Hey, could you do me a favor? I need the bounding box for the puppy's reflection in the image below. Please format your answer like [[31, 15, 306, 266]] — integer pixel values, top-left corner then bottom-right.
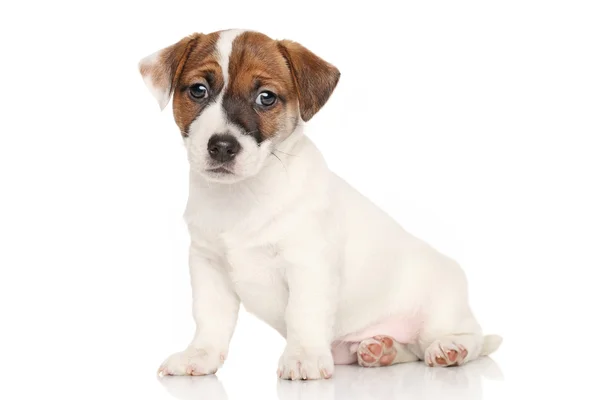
[[159, 375, 228, 400], [278, 358, 503, 400], [159, 357, 502, 400]]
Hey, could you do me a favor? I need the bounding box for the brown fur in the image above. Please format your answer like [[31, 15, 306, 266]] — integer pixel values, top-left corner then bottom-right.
[[141, 30, 340, 139], [172, 33, 221, 136], [277, 40, 341, 122], [225, 31, 300, 142], [139, 34, 200, 103]]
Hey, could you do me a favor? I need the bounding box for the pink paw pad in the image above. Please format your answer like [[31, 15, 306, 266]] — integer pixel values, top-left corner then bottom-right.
[[357, 335, 398, 367], [426, 342, 468, 367], [186, 365, 203, 375]]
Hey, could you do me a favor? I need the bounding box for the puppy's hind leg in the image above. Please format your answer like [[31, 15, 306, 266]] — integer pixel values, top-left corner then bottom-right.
[[415, 263, 502, 367]]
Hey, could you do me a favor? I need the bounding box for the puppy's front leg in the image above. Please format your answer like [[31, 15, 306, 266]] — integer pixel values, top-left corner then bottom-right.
[[158, 245, 239, 376], [278, 247, 337, 380]]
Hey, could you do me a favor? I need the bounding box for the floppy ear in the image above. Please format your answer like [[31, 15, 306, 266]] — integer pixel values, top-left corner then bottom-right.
[[277, 40, 341, 121], [138, 34, 201, 110]]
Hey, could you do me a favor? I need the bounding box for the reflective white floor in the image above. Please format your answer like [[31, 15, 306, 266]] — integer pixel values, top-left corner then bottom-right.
[[159, 357, 504, 400]]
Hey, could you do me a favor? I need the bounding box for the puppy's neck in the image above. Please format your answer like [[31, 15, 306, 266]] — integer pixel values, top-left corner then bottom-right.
[[183, 124, 317, 231]]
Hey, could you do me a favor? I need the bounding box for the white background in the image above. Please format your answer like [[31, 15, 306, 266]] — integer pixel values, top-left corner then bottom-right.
[[1, 1, 599, 399]]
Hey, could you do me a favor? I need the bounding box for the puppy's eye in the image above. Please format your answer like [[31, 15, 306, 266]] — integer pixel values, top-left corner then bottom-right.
[[255, 91, 277, 107], [189, 84, 208, 99]]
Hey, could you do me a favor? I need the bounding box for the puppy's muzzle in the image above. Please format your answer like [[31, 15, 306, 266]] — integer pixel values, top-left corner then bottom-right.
[[208, 134, 241, 162]]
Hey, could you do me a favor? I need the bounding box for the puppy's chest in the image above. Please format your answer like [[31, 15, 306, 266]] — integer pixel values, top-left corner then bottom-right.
[[225, 245, 289, 313]]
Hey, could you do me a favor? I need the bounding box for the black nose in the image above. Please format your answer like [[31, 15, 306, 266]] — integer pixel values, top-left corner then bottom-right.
[[207, 134, 241, 162]]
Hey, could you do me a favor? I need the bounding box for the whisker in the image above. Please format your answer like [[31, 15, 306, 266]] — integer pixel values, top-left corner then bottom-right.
[[271, 152, 288, 175], [274, 149, 298, 157]]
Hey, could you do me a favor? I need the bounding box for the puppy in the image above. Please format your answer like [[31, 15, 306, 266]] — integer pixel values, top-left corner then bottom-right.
[[139, 29, 501, 380]]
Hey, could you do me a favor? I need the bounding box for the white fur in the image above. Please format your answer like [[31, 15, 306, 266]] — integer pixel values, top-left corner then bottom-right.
[[185, 103, 273, 183], [215, 29, 246, 86], [156, 30, 501, 380]]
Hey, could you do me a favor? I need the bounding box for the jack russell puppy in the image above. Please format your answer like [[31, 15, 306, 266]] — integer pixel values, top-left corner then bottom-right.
[[139, 28, 502, 380]]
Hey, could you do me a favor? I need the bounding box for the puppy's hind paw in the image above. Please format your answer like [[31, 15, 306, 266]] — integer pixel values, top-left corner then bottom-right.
[[357, 336, 398, 367], [425, 339, 468, 367]]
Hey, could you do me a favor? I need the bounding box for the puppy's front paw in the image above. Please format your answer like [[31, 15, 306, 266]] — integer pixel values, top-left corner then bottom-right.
[[158, 347, 225, 376], [277, 346, 334, 380]]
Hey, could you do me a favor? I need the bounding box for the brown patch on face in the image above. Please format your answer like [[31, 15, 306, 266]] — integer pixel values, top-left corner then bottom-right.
[[224, 31, 299, 143], [172, 33, 221, 136], [139, 32, 222, 136]]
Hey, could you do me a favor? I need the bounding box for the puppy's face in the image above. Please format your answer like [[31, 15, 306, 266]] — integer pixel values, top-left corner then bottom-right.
[[139, 30, 340, 183]]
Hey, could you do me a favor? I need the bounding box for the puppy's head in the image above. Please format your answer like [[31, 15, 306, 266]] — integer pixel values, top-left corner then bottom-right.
[[139, 29, 340, 183]]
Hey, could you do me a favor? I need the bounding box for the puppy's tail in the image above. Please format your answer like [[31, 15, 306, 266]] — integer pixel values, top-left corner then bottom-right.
[[480, 334, 503, 356]]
